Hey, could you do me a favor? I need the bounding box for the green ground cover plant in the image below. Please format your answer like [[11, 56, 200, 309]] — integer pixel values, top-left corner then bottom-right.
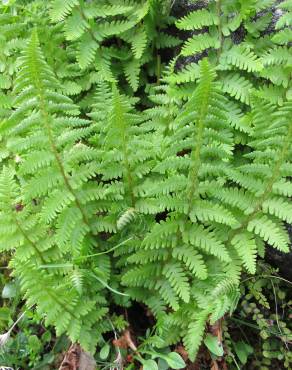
[[0, 0, 291, 369]]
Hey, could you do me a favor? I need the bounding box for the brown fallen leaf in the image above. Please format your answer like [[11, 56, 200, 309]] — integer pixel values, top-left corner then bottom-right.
[[79, 350, 96, 370], [209, 319, 223, 343], [175, 345, 189, 362], [59, 344, 80, 370], [112, 336, 128, 349], [113, 329, 137, 351], [211, 360, 220, 370], [59, 343, 96, 370]]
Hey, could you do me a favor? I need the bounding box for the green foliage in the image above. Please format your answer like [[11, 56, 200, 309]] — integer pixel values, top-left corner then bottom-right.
[[224, 263, 292, 369], [0, 32, 110, 352], [0, 315, 69, 369], [171, 0, 292, 147], [49, 0, 180, 90], [120, 59, 291, 360], [0, 0, 291, 366], [0, 272, 69, 369], [134, 331, 186, 370]]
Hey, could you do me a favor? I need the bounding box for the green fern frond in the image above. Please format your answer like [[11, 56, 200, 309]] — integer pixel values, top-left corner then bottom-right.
[[261, 46, 292, 66], [123, 58, 140, 91], [70, 268, 84, 295], [190, 200, 239, 228], [255, 85, 285, 105], [95, 49, 115, 82], [77, 33, 98, 69], [272, 179, 292, 197], [275, 11, 292, 30], [83, 4, 134, 18], [64, 11, 88, 41], [182, 224, 230, 262], [279, 0, 292, 9], [245, 12, 272, 37], [96, 20, 135, 38], [156, 32, 181, 48], [260, 65, 291, 88], [155, 280, 179, 311], [117, 208, 137, 230], [164, 63, 200, 85]]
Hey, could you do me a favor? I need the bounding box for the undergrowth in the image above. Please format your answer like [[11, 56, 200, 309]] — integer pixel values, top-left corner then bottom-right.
[[0, 0, 291, 369]]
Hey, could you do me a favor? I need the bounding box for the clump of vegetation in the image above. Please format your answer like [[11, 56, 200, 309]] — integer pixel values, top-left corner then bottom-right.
[[0, 0, 291, 369], [224, 263, 292, 369]]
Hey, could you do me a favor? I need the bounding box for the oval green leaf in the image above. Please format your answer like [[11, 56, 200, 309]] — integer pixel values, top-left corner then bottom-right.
[[142, 359, 159, 370], [2, 282, 17, 299], [159, 352, 186, 369], [234, 341, 253, 364], [204, 334, 224, 357], [100, 343, 110, 360]]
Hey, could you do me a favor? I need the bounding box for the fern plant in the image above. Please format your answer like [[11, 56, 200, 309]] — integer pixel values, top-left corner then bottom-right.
[[0, 32, 116, 351], [0, 30, 162, 352], [0, 0, 94, 163], [119, 60, 292, 360], [170, 0, 292, 145], [0, 2, 291, 364], [49, 0, 181, 91]]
